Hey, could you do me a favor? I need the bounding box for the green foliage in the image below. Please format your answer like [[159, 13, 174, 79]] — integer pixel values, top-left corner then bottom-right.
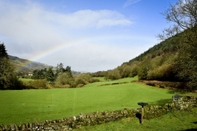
[[55, 63, 64, 75], [74, 74, 90, 87], [55, 72, 74, 87], [138, 59, 152, 80], [0, 43, 22, 90], [147, 64, 177, 81], [54, 72, 100, 88], [91, 71, 106, 77], [46, 67, 55, 82], [0, 43, 8, 58], [118, 64, 132, 78], [172, 27, 197, 91], [75, 73, 100, 86], [105, 69, 121, 80], [157, 0, 197, 91], [55, 63, 72, 77], [23, 79, 48, 89], [106, 9, 196, 91], [32, 68, 47, 79]]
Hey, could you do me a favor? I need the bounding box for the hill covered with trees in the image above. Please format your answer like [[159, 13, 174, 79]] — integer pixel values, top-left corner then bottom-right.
[[92, 0, 197, 91], [9, 55, 50, 73]]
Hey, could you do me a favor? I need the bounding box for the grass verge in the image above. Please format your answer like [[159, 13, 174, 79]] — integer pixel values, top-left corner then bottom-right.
[[74, 108, 197, 131]]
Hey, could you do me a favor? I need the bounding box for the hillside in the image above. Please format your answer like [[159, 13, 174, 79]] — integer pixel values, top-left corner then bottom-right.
[[92, 27, 197, 91], [9, 55, 50, 73], [92, 35, 181, 79], [120, 34, 181, 81]]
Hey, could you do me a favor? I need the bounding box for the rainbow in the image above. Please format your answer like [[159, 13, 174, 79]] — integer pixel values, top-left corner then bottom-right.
[[15, 38, 87, 72], [15, 34, 156, 72]]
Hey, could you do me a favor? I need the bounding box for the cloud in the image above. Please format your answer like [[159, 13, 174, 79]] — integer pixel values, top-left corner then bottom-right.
[[123, 0, 141, 8], [0, 0, 147, 72], [48, 10, 132, 29], [37, 41, 146, 72], [0, 1, 132, 51]]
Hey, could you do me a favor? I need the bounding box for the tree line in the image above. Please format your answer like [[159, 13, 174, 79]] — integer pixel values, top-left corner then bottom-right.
[[92, 0, 197, 91], [0, 43, 99, 89]]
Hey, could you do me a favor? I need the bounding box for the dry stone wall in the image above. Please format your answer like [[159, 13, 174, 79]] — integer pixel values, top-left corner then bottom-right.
[[0, 96, 196, 131]]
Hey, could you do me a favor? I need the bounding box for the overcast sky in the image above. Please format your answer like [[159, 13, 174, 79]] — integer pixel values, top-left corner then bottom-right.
[[0, 0, 178, 72]]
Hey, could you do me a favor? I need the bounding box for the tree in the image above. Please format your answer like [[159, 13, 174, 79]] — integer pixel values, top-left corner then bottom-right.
[[158, 0, 197, 90], [138, 59, 152, 80], [122, 65, 132, 78], [46, 67, 55, 82], [106, 69, 121, 80], [0, 43, 22, 90], [55, 63, 65, 77], [32, 68, 47, 79], [157, 0, 197, 41], [65, 66, 72, 77], [55, 72, 74, 87], [0, 43, 8, 58]]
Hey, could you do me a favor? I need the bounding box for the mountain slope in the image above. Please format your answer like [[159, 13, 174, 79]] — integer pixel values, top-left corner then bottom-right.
[[102, 25, 197, 91], [92, 35, 181, 80], [119, 34, 181, 80], [9, 55, 50, 73]]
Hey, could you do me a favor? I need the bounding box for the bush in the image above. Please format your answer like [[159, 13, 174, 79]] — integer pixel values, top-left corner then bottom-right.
[[23, 79, 48, 89], [147, 64, 176, 81], [106, 69, 121, 80], [138, 59, 152, 80], [55, 72, 74, 87], [88, 78, 100, 83]]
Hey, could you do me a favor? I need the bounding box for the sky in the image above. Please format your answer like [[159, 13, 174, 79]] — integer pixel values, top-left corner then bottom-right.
[[0, 0, 178, 72]]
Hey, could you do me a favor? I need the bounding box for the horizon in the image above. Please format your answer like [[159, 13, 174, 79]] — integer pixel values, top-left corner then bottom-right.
[[0, 0, 178, 72]]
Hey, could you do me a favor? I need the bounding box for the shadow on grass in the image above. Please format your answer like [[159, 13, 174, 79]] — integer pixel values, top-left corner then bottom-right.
[[193, 121, 197, 124], [135, 113, 142, 124], [153, 99, 172, 106], [168, 90, 175, 94], [167, 90, 188, 95]]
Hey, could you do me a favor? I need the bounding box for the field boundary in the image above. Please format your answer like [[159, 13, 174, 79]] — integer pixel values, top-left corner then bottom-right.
[[0, 96, 196, 131]]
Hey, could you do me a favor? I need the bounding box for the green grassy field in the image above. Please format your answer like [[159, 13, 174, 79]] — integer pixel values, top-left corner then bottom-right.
[[19, 78, 34, 82], [74, 108, 197, 131], [0, 77, 194, 125]]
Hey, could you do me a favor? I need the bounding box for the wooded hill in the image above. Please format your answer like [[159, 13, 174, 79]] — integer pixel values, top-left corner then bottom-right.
[[120, 34, 181, 81], [93, 0, 197, 91], [9, 55, 50, 73], [92, 34, 180, 79], [92, 26, 197, 91]]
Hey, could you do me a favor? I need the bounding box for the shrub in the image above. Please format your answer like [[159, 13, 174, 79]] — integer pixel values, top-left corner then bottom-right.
[[88, 78, 100, 83], [55, 72, 74, 87], [106, 69, 121, 80], [23, 79, 48, 89]]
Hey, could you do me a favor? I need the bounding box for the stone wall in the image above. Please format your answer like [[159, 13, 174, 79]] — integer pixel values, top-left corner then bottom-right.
[[0, 96, 196, 131]]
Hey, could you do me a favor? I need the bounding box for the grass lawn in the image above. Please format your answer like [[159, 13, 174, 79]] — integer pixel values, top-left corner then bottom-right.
[[19, 78, 34, 82], [0, 77, 195, 125], [74, 108, 197, 131]]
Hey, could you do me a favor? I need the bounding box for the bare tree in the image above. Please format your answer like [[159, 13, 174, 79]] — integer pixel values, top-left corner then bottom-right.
[[157, 0, 197, 41]]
